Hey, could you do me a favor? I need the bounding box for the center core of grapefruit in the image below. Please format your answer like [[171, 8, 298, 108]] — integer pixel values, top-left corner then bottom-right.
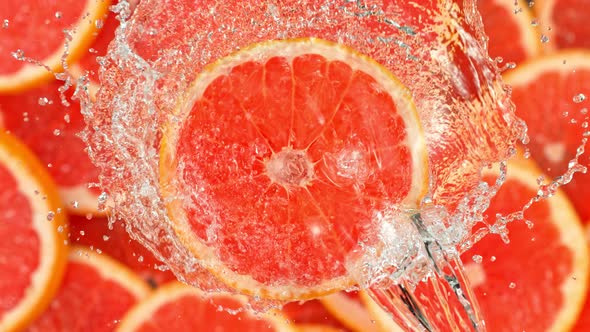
[[265, 148, 315, 188]]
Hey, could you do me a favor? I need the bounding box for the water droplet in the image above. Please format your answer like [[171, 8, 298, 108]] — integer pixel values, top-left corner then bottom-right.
[[98, 192, 108, 202], [95, 19, 104, 29], [47, 211, 55, 221], [102, 235, 110, 241], [96, 249, 103, 254], [573, 93, 586, 103], [64, 114, 71, 123], [47, 163, 53, 168], [80, 230, 85, 236], [71, 200, 79, 209], [138, 256, 144, 262], [530, 18, 538, 27], [53, 129, 61, 136], [472, 255, 482, 263], [490, 256, 497, 262], [11, 49, 25, 60], [2, 19, 9, 29], [38, 97, 52, 106], [57, 225, 64, 233], [509, 282, 516, 289], [55, 11, 62, 19], [540, 34, 550, 43]]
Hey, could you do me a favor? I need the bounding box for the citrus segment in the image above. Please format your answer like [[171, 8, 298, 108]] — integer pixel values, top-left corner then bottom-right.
[[160, 37, 428, 300], [68, 214, 176, 286], [460, 161, 589, 331], [504, 51, 590, 223], [478, 0, 541, 65], [0, 0, 110, 93], [26, 246, 150, 332], [116, 281, 297, 332], [320, 291, 381, 332], [0, 132, 68, 332], [535, 0, 590, 49], [0, 80, 102, 214]]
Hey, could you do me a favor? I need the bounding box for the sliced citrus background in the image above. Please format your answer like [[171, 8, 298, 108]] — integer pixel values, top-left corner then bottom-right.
[[534, 0, 590, 50], [572, 225, 590, 332], [25, 246, 151, 332], [320, 291, 381, 332], [160, 37, 428, 300], [116, 281, 297, 332], [359, 291, 405, 332], [0, 79, 103, 215], [0, 132, 68, 332], [460, 159, 589, 331], [504, 51, 590, 223], [68, 214, 176, 286], [0, 0, 110, 93], [478, 0, 541, 65]]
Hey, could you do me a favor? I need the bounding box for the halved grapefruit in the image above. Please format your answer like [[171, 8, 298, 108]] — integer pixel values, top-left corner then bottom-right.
[[504, 51, 590, 223], [116, 281, 297, 332], [460, 160, 589, 331], [0, 79, 103, 214], [534, 0, 590, 50], [0, 132, 68, 332], [160, 37, 428, 300], [0, 0, 110, 93], [26, 246, 151, 332]]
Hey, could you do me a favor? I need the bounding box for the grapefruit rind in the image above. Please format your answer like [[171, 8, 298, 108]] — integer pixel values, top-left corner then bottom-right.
[[319, 292, 380, 332], [160, 38, 428, 301], [504, 50, 590, 86], [116, 281, 297, 332], [0, 132, 68, 332], [70, 245, 152, 300], [0, 0, 111, 93]]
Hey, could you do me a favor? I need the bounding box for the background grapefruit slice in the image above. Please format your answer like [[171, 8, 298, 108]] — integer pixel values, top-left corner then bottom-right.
[[160, 37, 428, 300], [534, 0, 590, 50], [460, 160, 589, 331], [478, 0, 542, 65], [504, 51, 590, 223], [0, 79, 102, 214], [117, 281, 297, 332], [0, 132, 68, 332], [320, 291, 381, 332], [26, 246, 151, 332], [0, 0, 110, 93]]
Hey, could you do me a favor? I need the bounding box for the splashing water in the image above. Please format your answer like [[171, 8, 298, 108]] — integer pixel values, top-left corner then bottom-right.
[[75, 0, 530, 330]]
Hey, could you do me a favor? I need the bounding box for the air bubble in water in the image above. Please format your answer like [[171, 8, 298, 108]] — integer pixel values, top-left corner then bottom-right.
[[530, 18, 538, 27], [472, 255, 483, 263], [540, 34, 550, 43], [102, 235, 110, 241], [509, 282, 516, 289], [55, 11, 62, 19], [2, 19, 8, 29], [573, 93, 586, 103], [47, 211, 55, 221], [53, 129, 61, 136]]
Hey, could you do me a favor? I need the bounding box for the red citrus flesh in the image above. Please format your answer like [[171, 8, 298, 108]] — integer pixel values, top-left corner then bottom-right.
[[0, 80, 101, 214], [25, 247, 150, 332]]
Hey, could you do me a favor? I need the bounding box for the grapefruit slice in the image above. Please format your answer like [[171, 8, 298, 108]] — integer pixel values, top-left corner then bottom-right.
[[68, 214, 176, 286], [359, 291, 405, 332], [0, 132, 68, 332], [0, 0, 110, 93], [460, 160, 589, 331], [26, 246, 151, 331], [504, 51, 590, 223], [0, 79, 102, 214], [116, 281, 297, 332], [478, 0, 542, 65], [571, 225, 590, 332], [160, 37, 428, 300], [320, 291, 381, 332], [534, 0, 590, 50]]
